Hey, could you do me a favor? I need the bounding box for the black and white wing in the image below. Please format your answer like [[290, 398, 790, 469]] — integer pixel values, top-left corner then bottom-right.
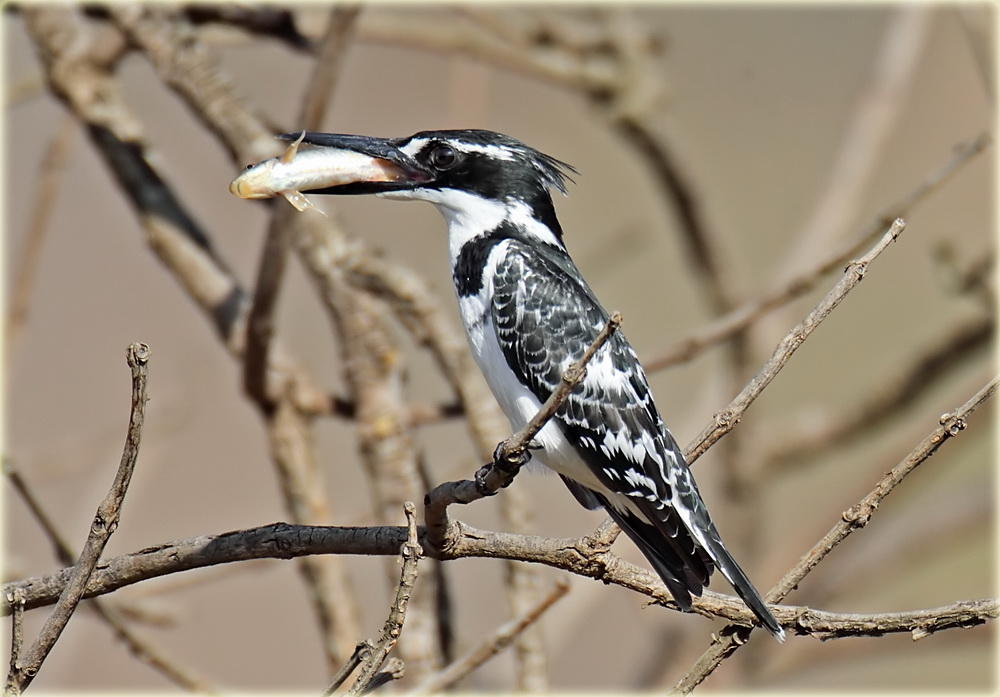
[[491, 240, 783, 639]]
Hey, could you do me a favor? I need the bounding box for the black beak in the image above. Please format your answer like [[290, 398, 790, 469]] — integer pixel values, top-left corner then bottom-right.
[[275, 132, 433, 194]]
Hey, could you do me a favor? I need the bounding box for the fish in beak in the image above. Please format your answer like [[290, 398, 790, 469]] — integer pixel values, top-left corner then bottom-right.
[[229, 132, 432, 212]]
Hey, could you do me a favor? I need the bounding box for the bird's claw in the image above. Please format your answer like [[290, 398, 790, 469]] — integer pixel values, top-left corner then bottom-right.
[[474, 466, 497, 497], [492, 441, 531, 473]]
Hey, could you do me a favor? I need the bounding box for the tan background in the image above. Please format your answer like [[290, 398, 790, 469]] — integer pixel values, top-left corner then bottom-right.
[[4, 4, 995, 692]]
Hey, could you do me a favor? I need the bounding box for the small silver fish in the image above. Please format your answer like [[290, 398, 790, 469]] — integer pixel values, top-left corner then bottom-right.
[[229, 132, 407, 213]]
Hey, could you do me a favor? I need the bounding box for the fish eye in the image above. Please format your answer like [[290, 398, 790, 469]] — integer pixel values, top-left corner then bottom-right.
[[428, 144, 459, 170], [244, 163, 254, 170]]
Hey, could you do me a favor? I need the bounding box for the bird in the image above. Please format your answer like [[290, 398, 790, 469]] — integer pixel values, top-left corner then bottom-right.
[[253, 128, 784, 640]]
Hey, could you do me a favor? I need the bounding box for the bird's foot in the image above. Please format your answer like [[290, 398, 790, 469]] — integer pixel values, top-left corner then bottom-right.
[[492, 441, 531, 473], [474, 466, 497, 497]]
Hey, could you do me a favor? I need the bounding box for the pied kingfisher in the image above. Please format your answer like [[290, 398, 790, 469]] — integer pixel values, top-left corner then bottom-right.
[[275, 129, 784, 640]]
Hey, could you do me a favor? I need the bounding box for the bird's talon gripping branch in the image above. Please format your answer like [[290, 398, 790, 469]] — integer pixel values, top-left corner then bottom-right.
[[474, 467, 497, 497], [493, 441, 530, 473]]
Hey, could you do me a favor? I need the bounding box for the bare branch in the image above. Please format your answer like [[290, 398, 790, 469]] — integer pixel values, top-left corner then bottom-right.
[[423, 312, 623, 550], [5, 343, 149, 695], [683, 219, 906, 464], [671, 377, 998, 693], [5, 518, 996, 644], [410, 580, 570, 694], [4, 461, 214, 692], [347, 503, 422, 697], [6, 590, 24, 686], [323, 641, 373, 697], [108, 5, 275, 164], [771, 378, 996, 602]]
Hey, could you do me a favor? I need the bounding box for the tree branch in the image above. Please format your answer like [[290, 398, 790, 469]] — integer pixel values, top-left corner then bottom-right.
[[671, 377, 998, 693], [5, 519, 995, 643], [683, 218, 906, 464], [4, 461, 214, 692], [5, 343, 149, 695], [346, 503, 422, 696]]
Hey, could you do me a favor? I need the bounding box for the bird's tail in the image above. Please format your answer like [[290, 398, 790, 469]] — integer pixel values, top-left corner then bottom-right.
[[698, 533, 785, 642]]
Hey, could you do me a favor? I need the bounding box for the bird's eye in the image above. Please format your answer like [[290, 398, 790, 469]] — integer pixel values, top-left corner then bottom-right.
[[428, 144, 459, 170]]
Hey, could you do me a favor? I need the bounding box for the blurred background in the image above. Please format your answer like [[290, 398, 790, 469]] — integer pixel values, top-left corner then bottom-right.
[[4, 3, 995, 692]]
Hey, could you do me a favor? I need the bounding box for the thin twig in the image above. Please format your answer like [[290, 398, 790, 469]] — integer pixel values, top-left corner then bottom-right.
[[4, 461, 214, 692], [682, 219, 906, 465], [108, 5, 276, 164], [323, 641, 373, 697], [6, 590, 24, 684], [800, 477, 991, 607], [347, 503, 422, 697], [410, 580, 570, 694], [5, 343, 149, 695], [671, 378, 998, 693], [645, 132, 990, 373], [772, 379, 997, 602], [423, 312, 623, 551]]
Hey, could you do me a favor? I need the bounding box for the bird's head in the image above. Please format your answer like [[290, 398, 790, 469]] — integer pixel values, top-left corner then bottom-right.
[[278, 129, 576, 240]]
